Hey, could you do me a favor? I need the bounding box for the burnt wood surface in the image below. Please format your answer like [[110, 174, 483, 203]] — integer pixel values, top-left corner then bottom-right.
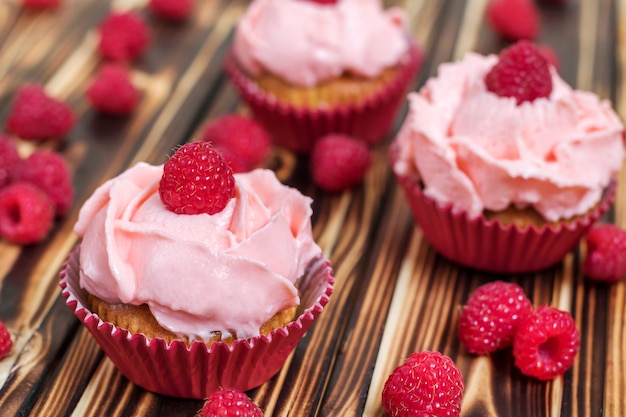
[[1, 0, 625, 416]]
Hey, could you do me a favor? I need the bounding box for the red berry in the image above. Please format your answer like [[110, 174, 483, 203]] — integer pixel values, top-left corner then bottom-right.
[[12, 150, 74, 217], [201, 115, 271, 173], [0, 183, 54, 245], [0, 319, 12, 359], [159, 142, 235, 215], [310, 134, 371, 192], [6, 84, 75, 142], [0, 135, 20, 189], [148, 0, 193, 21], [485, 40, 553, 105], [458, 281, 532, 355], [98, 12, 150, 62], [199, 388, 263, 417], [87, 64, 139, 115], [486, 0, 540, 41], [583, 224, 626, 283], [382, 351, 464, 417], [513, 306, 580, 381], [21, 0, 61, 8]]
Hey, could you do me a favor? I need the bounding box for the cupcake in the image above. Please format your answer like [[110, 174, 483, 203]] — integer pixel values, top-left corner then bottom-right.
[[226, 0, 423, 153], [59, 143, 334, 398], [391, 41, 624, 273]]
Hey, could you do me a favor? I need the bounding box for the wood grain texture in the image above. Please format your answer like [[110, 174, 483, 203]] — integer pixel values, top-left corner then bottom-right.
[[0, 0, 625, 416]]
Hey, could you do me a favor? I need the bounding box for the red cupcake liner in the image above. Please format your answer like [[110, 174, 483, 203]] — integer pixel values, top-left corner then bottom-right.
[[59, 245, 334, 399], [225, 41, 423, 154], [391, 151, 615, 273]]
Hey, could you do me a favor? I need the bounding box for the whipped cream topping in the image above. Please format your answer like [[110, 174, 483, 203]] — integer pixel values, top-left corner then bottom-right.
[[393, 52, 625, 222], [74, 163, 322, 340], [232, 0, 410, 87]]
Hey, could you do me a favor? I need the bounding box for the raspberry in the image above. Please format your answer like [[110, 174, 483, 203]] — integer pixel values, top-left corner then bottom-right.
[[0, 319, 11, 359], [148, 0, 193, 21], [458, 281, 532, 355], [97, 12, 150, 62], [513, 306, 580, 381], [199, 388, 263, 417], [159, 142, 235, 215], [6, 84, 75, 141], [12, 150, 74, 217], [21, 0, 61, 8], [485, 40, 553, 105], [382, 351, 464, 417], [0, 183, 54, 245], [201, 115, 271, 173], [310, 134, 371, 192], [87, 64, 139, 115], [0, 135, 20, 189], [486, 0, 540, 41], [583, 224, 626, 283]]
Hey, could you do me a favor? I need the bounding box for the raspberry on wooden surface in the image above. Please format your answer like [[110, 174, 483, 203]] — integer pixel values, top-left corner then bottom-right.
[[458, 281, 533, 355], [485, 40, 553, 105], [97, 11, 150, 62], [583, 224, 626, 283], [382, 351, 464, 417], [0, 319, 12, 359], [486, 0, 540, 41], [310, 134, 371, 193], [513, 306, 580, 380], [199, 388, 264, 417], [0, 182, 55, 245], [0, 135, 20, 189], [148, 0, 193, 21], [87, 64, 139, 115], [159, 142, 236, 215], [6, 84, 75, 142]]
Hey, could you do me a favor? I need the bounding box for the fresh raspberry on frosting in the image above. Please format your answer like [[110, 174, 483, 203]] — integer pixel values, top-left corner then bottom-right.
[[148, 0, 193, 21], [583, 224, 626, 283], [87, 64, 139, 115], [200, 388, 264, 417], [513, 306, 580, 380], [485, 40, 553, 104], [6, 84, 75, 142], [97, 11, 150, 61], [458, 281, 533, 355], [159, 142, 235, 215], [382, 351, 464, 417], [0, 319, 11, 359], [12, 150, 74, 217], [310, 134, 371, 192], [0, 135, 20, 189], [21, 0, 62, 8], [486, 0, 540, 41], [201, 115, 271, 173], [0, 183, 55, 245]]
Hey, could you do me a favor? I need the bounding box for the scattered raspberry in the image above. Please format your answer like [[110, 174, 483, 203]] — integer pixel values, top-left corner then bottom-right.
[[6, 84, 75, 142], [0, 319, 11, 359], [485, 40, 553, 105], [537, 44, 560, 72], [200, 115, 271, 173], [0, 136, 20, 189], [486, 0, 540, 41], [382, 351, 464, 417], [513, 306, 580, 381], [310, 134, 371, 192], [87, 64, 139, 115], [159, 142, 235, 215], [21, 0, 62, 8], [148, 0, 193, 21], [458, 281, 532, 355], [199, 388, 264, 417], [12, 150, 73, 217], [583, 224, 626, 283], [97, 12, 150, 62], [0, 183, 54, 245]]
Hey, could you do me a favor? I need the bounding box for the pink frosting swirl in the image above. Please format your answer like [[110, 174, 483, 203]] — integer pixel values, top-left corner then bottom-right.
[[74, 163, 322, 340], [393, 52, 625, 222], [232, 0, 410, 87]]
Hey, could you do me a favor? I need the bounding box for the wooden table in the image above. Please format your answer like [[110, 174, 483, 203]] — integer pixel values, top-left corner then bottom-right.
[[1, 0, 625, 416]]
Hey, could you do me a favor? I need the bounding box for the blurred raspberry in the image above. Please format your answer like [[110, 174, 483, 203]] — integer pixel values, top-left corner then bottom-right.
[[0, 182, 55, 245], [0, 319, 11, 359], [21, 0, 62, 8], [486, 0, 540, 41], [6, 84, 75, 142], [583, 224, 626, 283], [87, 64, 139, 115], [148, 0, 193, 21], [0, 135, 20, 189], [98, 11, 150, 61], [310, 134, 371, 192]]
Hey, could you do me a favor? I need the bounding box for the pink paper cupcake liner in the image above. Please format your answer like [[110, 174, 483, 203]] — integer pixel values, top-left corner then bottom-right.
[[392, 153, 615, 273], [59, 245, 334, 399], [225, 41, 423, 154]]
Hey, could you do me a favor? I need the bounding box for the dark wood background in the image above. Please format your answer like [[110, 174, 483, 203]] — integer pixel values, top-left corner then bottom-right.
[[0, 0, 625, 416]]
